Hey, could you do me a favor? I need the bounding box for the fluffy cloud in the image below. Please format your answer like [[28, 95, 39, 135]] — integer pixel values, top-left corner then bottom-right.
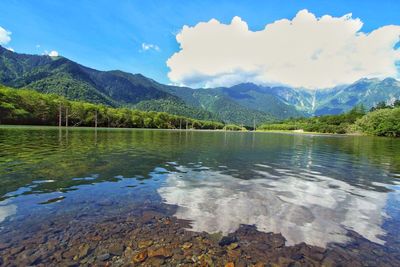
[[47, 50, 59, 57], [167, 10, 400, 89], [0, 26, 11, 45], [141, 42, 160, 52]]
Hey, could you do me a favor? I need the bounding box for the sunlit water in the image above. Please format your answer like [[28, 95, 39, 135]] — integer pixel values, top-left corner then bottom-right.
[[1, 126, 400, 251]]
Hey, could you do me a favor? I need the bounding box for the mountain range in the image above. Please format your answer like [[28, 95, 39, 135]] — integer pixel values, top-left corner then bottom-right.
[[1, 45, 400, 126]]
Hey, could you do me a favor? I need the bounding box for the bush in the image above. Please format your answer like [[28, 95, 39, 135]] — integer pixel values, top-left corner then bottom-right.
[[355, 108, 400, 137]]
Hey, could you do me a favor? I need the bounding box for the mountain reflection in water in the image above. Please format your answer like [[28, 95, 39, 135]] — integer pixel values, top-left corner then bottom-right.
[[159, 164, 395, 247]]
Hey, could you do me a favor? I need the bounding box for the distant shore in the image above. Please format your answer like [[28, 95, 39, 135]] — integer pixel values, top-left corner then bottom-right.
[[255, 129, 361, 136], [0, 124, 365, 137], [0, 124, 243, 132]]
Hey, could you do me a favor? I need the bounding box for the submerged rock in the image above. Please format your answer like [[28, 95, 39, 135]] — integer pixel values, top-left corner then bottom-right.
[[108, 243, 124, 255], [182, 242, 192, 250], [219, 236, 238, 246], [97, 253, 110, 261], [1, 208, 399, 266], [78, 243, 90, 259], [123, 246, 134, 259], [138, 240, 153, 248], [147, 247, 173, 258], [0, 243, 11, 250], [227, 248, 241, 259], [133, 251, 147, 262], [227, 243, 239, 250]]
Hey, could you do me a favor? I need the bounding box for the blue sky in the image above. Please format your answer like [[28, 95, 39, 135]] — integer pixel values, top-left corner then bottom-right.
[[1, 0, 400, 86]]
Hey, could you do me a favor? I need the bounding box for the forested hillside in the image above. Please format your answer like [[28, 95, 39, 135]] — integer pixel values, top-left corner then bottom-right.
[[0, 85, 225, 130], [0, 46, 274, 125], [258, 102, 400, 137]]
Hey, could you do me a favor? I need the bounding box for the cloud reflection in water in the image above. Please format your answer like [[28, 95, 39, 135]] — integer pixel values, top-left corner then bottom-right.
[[0, 200, 17, 224], [158, 164, 389, 247]]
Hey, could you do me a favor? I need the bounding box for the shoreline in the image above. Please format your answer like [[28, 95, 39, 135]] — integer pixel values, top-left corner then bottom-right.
[[255, 129, 364, 137], [0, 124, 388, 138], [0, 124, 231, 132], [0, 124, 354, 135]]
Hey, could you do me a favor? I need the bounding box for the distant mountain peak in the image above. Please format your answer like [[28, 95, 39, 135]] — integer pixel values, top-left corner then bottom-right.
[[354, 77, 399, 84], [382, 77, 399, 84], [229, 82, 260, 89]]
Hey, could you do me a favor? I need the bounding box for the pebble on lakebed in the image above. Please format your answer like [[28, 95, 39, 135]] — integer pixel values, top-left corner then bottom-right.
[[0, 208, 399, 266]]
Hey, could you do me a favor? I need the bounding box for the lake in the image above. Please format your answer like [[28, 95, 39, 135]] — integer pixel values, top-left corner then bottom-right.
[[1, 126, 400, 266]]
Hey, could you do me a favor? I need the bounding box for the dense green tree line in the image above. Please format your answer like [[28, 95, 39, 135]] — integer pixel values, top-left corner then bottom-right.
[[0, 86, 226, 130], [355, 108, 400, 137], [2, 84, 399, 136], [222, 124, 247, 131], [258, 105, 366, 134], [259, 103, 400, 137]]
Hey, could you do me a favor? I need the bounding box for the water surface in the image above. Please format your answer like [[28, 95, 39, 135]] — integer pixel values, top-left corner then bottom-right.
[[1, 126, 400, 265]]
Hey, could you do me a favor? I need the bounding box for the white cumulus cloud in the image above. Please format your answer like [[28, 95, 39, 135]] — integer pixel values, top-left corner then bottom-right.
[[141, 42, 160, 52], [167, 10, 400, 89], [0, 26, 11, 45], [46, 50, 59, 57]]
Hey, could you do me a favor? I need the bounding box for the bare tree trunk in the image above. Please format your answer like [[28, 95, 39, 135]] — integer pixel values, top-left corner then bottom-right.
[[180, 119, 182, 130], [58, 104, 62, 127], [65, 107, 69, 127]]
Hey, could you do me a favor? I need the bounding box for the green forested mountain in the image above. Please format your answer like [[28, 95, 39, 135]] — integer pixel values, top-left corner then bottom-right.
[[133, 98, 221, 121], [0, 46, 272, 125], [0, 46, 174, 105], [156, 86, 275, 124], [0, 85, 225, 129], [214, 83, 306, 119], [1, 45, 400, 126]]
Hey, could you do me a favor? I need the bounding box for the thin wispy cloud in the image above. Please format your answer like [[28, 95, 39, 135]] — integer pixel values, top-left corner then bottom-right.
[[167, 10, 400, 89], [140, 42, 160, 52]]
